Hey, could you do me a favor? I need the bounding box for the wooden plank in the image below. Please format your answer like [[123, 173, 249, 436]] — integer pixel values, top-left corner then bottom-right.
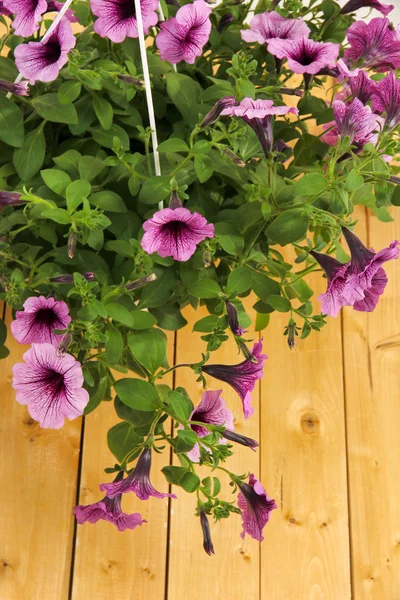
[[260, 270, 352, 598], [0, 307, 81, 600], [343, 208, 400, 599], [71, 332, 175, 600], [167, 303, 260, 600]]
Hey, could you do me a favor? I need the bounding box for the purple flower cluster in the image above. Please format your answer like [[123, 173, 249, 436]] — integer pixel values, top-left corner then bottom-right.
[[3, 0, 77, 37]]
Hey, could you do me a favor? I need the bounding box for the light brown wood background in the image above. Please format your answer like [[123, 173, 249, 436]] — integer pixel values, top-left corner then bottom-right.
[[1, 207, 400, 600]]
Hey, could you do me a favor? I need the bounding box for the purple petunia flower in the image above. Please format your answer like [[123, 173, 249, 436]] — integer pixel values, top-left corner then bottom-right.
[[0, 191, 24, 207], [322, 99, 383, 149], [187, 389, 234, 462], [4, 0, 48, 37], [100, 447, 177, 500], [91, 0, 159, 43], [344, 18, 400, 72], [371, 72, 400, 130], [156, 0, 212, 64], [141, 206, 214, 262], [47, 0, 78, 22], [11, 295, 71, 346], [346, 70, 375, 104], [237, 474, 277, 541], [202, 340, 267, 419], [0, 79, 29, 96], [201, 96, 238, 128], [0, 1, 12, 17], [310, 250, 351, 317], [14, 18, 76, 84], [340, 0, 394, 16], [221, 97, 298, 157], [12, 343, 89, 429], [241, 10, 310, 47], [225, 300, 247, 337], [267, 37, 340, 75]]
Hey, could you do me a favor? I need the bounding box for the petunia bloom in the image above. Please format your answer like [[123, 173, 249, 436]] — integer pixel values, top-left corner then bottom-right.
[[346, 70, 375, 104], [322, 99, 383, 150], [11, 295, 71, 346], [12, 343, 89, 429], [344, 18, 400, 71], [141, 206, 214, 262], [0, 79, 29, 96], [225, 300, 247, 337], [371, 72, 400, 130], [267, 37, 340, 75], [340, 0, 394, 16], [0, 1, 12, 16], [156, 0, 212, 64], [310, 250, 351, 317], [4, 0, 48, 37], [47, 1, 78, 22], [241, 10, 310, 46], [238, 474, 277, 541], [100, 447, 177, 500], [0, 191, 24, 207], [91, 0, 159, 43], [14, 18, 76, 84], [221, 97, 298, 157], [202, 340, 267, 419], [187, 389, 235, 462]]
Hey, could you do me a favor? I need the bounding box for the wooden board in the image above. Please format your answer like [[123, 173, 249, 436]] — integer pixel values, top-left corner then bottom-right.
[[0, 307, 82, 600], [343, 208, 400, 599], [70, 332, 175, 600], [260, 269, 352, 598], [167, 302, 261, 600]]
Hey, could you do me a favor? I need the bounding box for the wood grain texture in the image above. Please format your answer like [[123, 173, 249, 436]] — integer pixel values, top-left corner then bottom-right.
[[0, 307, 81, 600], [70, 332, 175, 600], [343, 209, 400, 599], [260, 270, 352, 599], [167, 302, 261, 600]]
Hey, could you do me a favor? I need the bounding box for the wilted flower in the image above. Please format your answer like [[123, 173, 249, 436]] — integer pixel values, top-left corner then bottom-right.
[[223, 148, 246, 167], [202, 340, 267, 419], [322, 99, 383, 150], [117, 74, 145, 86], [156, 1, 212, 64], [340, 0, 393, 16], [344, 18, 400, 71], [14, 18, 76, 84], [268, 37, 339, 75], [0, 191, 24, 208], [0, 79, 29, 97], [237, 474, 277, 541], [4, 0, 48, 37], [217, 13, 233, 33], [100, 447, 177, 500], [50, 272, 95, 283], [67, 231, 77, 258], [371, 72, 400, 130], [12, 343, 89, 429], [200, 511, 214, 555], [91, 0, 159, 43], [241, 11, 310, 47], [124, 273, 157, 291], [221, 97, 298, 157], [201, 96, 237, 128], [225, 300, 247, 337], [141, 206, 214, 262], [11, 296, 71, 346]]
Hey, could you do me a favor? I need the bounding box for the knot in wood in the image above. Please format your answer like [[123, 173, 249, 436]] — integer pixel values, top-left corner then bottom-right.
[[300, 410, 320, 436]]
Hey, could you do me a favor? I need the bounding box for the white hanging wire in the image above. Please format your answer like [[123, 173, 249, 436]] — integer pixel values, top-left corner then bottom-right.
[[6, 0, 75, 99]]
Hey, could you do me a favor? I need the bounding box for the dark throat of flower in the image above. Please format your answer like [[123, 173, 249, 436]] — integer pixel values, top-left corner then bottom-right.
[[44, 40, 63, 64]]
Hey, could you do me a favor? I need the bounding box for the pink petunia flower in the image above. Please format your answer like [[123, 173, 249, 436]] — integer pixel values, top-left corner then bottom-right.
[[202, 340, 267, 419], [0, 1, 12, 17], [322, 99, 383, 150], [100, 448, 177, 500], [156, 0, 212, 64], [11, 295, 71, 346], [237, 474, 277, 541], [12, 344, 89, 429], [344, 18, 400, 71], [4, 0, 48, 37], [221, 97, 298, 157], [310, 250, 351, 317], [141, 206, 214, 262], [371, 72, 400, 130], [241, 10, 310, 47], [340, 0, 394, 16], [47, 1, 78, 22], [14, 18, 76, 84], [91, 0, 159, 43], [268, 37, 339, 76]]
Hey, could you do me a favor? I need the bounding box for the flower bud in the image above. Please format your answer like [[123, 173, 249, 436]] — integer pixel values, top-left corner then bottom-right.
[[67, 232, 77, 259], [169, 190, 182, 209], [0, 79, 29, 97], [58, 332, 73, 354], [50, 272, 95, 283], [200, 511, 215, 556], [287, 321, 297, 350], [124, 273, 157, 291], [117, 74, 145, 87], [217, 13, 233, 33], [201, 96, 238, 128], [0, 191, 24, 208], [226, 300, 247, 337], [222, 429, 259, 450], [203, 249, 212, 268], [279, 87, 303, 97], [223, 148, 246, 167]]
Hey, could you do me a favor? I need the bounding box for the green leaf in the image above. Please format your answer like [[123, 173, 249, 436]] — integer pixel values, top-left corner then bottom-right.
[[90, 191, 127, 212], [162, 465, 200, 493], [41, 169, 71, 196], [188, 279, 221, 299], [165, 390, 194, 423], [53, 149, 81, 174], [214, 222, 244, 256], [345, 170, 364, 192], [194, 154, 213, 183], [251, 272, 280, 300], [105, 325, 124, 364], [157, 138, 190, 153], [255, 313, 270, 331], [108, 422, 143, 463], [267, 209, 309, 245], [130, 311, 158, 330], [58, 81, 82, 105], [40, 208, 72, 224], [128, 329, 166, 373], [228, 267, 252, 294], [90, 124, 129, 149], [93, 95, 113, 130], [139, 271, 174, 308], [32, 94, 78, 124], [105, 302, 134, 327], [66, 179, 91, 212], [0, 96, 24, 148], [114, 397, 155, 435], [0, 319, 7, 347], [166, 72, 202, 125], [13, 127, 46, 180], [193, 314, 220, 333], [150, 304, 187, 331], [79, 156, 105, 181], [175, 429, 198, 453], [139, 176, 171, 205], [84, 375, 108, 415], [292, 173, 327, 196], [0, 346, 10, 359], [114, 378, 160, 411], [266, 295, 291, 312]]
